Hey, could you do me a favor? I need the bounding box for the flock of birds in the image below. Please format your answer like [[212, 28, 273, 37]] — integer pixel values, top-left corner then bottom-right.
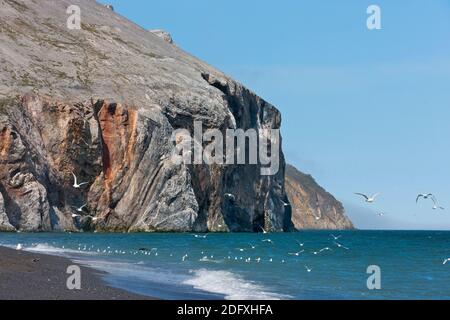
[[12, 181, 449, 268], [354, 191, 446, 218], [354, 191, 449, 265], [13, 232, 353, 274], [69, 173, 99, 222]]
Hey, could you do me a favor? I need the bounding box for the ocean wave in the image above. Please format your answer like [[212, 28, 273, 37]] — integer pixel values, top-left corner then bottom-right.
[[25, 243, 96, 256], [182, 269, 291, 300]]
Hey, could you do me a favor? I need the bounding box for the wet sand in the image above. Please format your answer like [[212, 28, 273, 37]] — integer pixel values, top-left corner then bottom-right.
[[0, 246, 153, 300]]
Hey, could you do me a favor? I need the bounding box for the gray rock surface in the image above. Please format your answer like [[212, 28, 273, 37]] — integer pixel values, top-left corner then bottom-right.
[[285, 164, 354, 230], [149, 29, 174, 44], [0, 0, 293, 232], [0, 192, 15, 231]]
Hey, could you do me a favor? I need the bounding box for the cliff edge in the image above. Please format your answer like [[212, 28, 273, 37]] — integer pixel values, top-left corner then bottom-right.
[[0, 0, 292, 232], [285, 165, 354, 230]]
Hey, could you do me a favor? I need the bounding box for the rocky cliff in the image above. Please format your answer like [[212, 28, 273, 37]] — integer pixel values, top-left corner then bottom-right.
[[285, 165, 354, 230], [0, 0, 293, 232]]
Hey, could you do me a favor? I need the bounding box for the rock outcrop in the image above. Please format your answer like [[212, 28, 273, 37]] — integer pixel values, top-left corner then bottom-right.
[[0, 0, 292, 232], [285, 165, 354, 230], [149, 30, 174, 44]]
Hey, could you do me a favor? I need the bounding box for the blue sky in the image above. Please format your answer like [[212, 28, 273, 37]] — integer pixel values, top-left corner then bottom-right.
[[100, 0, 450, 230]]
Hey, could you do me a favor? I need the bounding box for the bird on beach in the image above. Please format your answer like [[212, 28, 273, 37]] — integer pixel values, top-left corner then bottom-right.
[[304, 265, 313, 273], [71, 172, 89, 189], [355, 192, 380, 203], [16, 244, 23, 250], [288, 250, 304, 256], [334, 242, 350, 250]]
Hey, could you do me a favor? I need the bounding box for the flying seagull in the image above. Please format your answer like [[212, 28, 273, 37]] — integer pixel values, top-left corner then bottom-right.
[[376, 212, 387, 217], [443, 258, 450, 265], [355, 192, 380, 203], [304, 265, 313, 273], [431, 197, 445, 211], [334, 242, 350, 250], [312, 247, 332, 255], [330, 234, 342, 240], [72, 173, 89, 189], [296, 240, 305, 247], [416, 193, 435, 203], [288, 250, 304, 256], [262, 239, 274, 244], [73, 204, 87, 213], [71, 213, 81, 218], [260, 226, 268, 234], [193, 234, 208, 239]]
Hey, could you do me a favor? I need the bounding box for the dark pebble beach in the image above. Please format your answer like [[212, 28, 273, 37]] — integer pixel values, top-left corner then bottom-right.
[[0, 246, 153, 300]]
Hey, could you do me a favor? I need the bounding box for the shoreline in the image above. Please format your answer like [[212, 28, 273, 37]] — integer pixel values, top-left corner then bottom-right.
[[0, 246, 154, 300]]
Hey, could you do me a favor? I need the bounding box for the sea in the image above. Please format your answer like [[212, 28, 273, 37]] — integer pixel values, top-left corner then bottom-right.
[[1, 231, 449, 300]]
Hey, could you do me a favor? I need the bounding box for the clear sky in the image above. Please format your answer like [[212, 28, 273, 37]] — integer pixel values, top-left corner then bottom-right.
[[99, 0, 450, 230]]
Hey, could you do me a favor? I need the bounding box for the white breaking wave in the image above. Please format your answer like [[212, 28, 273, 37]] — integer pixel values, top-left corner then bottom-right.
[[24, 243, 96, 256], [182, 269, 291, 300], [75, 259, 189, 285]]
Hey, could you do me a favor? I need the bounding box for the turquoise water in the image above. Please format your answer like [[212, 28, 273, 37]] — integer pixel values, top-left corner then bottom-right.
[[1, 231, 449, 300]]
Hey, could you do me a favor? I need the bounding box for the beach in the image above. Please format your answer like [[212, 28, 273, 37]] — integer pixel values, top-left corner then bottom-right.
[[0, 246, 151, 300]]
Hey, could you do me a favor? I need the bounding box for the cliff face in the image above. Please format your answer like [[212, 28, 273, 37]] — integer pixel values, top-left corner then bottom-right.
[[0, 0, 292, 232], [285, 165, 354, 230]]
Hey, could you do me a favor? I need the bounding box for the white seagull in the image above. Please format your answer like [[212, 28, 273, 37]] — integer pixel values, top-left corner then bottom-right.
[[260, 226, 268, 234], [16, 244, 23, 251], [304, 265, 313, 273], [313, 247, 332, 255], [73, 204, 87, 212], [334, 242, 350, 250], [431, 198, 445, 211], [193, 234, 208, 239], [330, 234, 342, 240], [72, 173, 89, 189], [296, 240, 305, 247], [416, 193, 436, 203], [288, 250, 305, 256], [376, 212, 387, 217], [443, 258, 450, 265], [262, 239, 274, 244], [355, 192, 380, 203], [71, 213, 81, 218]]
